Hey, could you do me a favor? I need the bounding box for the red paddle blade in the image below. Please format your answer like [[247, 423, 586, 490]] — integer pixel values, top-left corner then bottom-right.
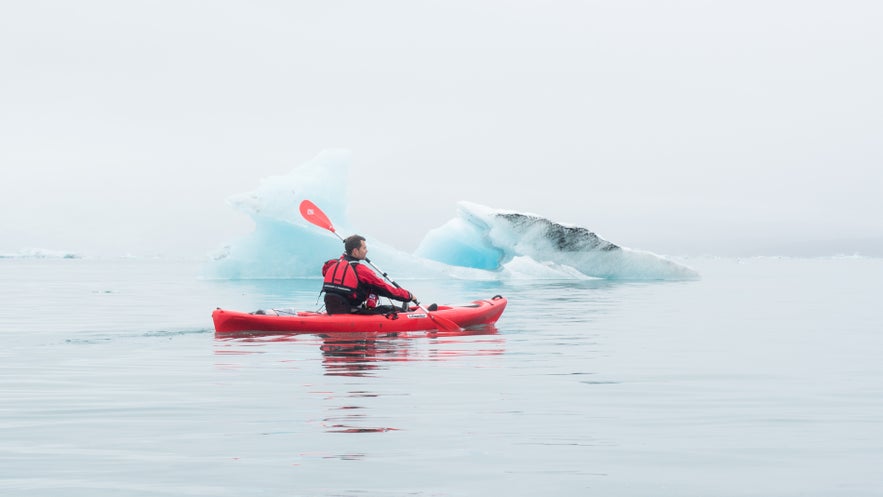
[[429, 313, 461, 332], [299, 200, 335, 233]]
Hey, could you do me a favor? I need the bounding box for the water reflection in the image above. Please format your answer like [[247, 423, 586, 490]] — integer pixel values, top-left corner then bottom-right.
[[216, 326, 503, 377], [318, 327, 502, 377], [215, 327, 505, 434], [321, 395, 398, 434], [319, 333, 406, 377]]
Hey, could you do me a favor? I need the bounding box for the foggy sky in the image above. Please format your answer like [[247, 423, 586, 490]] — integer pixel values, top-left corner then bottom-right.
[[2, 1, 881, 258]]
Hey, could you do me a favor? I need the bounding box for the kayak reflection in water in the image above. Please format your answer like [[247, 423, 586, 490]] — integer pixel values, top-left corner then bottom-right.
[[319, 327, 504, 378], [321, 234, 417, 315]]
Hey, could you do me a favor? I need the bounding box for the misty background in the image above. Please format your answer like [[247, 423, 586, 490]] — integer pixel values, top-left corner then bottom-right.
[[2, 1, 881, 258]]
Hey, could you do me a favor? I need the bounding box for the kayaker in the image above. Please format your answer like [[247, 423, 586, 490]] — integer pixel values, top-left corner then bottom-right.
[[322, 234, 415, 314]]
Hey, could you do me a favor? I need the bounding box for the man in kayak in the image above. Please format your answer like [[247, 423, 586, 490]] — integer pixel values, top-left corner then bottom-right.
[[322, 234, 415, 314]]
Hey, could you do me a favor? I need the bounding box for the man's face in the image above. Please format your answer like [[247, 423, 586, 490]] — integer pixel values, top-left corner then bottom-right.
[[351, 240, 368, 260]]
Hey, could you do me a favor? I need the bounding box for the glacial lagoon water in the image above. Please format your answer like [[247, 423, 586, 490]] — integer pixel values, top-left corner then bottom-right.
[[1, 256, 881, 496]]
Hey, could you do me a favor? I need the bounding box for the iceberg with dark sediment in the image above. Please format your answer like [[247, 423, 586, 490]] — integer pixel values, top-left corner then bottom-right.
[[207, 151, 697, 280], [415, 202, 698, 280]]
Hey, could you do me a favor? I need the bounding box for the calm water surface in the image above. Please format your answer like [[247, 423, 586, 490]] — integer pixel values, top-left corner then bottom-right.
[[1, 257, 881, 496]]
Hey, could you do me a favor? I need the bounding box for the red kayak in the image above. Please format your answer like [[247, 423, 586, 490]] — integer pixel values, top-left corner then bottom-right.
[[213, 295, 507, 335]]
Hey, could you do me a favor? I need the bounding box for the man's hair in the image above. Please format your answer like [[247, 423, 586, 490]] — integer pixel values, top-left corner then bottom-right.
[[344, 234, 366, 255]]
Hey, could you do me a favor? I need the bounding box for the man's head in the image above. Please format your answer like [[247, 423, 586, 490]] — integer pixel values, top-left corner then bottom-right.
[[344, 234, 368, 260]]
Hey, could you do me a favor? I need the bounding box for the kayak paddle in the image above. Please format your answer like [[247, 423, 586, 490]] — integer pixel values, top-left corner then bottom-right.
[[299, 199, 461, 332]]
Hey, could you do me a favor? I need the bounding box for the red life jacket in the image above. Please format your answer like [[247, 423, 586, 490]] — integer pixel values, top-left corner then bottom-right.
[[322, 258, 361, 302]]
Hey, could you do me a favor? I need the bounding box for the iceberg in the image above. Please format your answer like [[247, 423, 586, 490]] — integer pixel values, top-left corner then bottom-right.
[[207, 151, 697, 280], [0, 248, 82, 259], [207, 150, 451, 280], [416, 202, 698, 280]]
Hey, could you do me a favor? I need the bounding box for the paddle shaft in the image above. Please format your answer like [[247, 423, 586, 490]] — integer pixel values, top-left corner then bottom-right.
[[361, 259, 448, 328]]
